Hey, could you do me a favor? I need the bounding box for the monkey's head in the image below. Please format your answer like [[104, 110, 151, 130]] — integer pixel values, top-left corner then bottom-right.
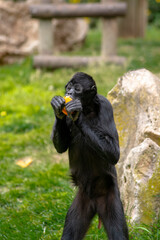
[[65, 72, 97, 105]]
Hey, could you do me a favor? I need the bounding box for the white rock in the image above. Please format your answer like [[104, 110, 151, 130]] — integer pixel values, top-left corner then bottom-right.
[[108, 69, 160, 223]]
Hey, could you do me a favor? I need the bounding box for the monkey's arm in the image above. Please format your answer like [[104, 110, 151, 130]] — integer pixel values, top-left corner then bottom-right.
[[51, 96, 70, 153], [51, 117, 70, 153], [75, 97, 120, 165]]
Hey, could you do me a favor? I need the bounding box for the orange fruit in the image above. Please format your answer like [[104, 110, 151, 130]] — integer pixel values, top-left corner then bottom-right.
[[62, 96, 72, 115]]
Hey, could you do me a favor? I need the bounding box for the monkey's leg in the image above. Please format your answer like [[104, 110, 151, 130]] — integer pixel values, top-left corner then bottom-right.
[[61, 190, 96, 240], [96, 189, 129, 240]]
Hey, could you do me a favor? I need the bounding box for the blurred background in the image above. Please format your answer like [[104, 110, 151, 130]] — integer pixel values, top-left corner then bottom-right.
[[0, 0, 160, 239]]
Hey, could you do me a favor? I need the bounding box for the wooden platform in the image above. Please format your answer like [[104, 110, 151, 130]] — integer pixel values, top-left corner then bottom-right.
[[30, 1, 127, 69], [33, 55, 126, 69], [30, 3, 127, 19]]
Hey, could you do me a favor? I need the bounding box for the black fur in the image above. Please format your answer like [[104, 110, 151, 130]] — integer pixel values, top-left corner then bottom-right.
[[51, 72, 129, 240]]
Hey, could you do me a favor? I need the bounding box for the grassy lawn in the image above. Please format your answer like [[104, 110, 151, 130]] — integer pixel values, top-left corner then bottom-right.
[[0, 25, 160, 239]]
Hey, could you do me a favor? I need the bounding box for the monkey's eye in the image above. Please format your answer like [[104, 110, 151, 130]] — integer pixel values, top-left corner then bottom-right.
[[74, 84, 83, 93], [66, 83, 73, 91]]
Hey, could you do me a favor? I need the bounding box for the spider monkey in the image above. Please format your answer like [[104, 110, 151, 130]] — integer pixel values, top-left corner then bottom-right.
[[51, 72, 129, 240]]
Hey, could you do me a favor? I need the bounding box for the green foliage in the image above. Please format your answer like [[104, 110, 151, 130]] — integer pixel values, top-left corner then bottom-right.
[[128, 218, 160, 240], [148, 0, 160, 27], [0, 26, 160, 239]]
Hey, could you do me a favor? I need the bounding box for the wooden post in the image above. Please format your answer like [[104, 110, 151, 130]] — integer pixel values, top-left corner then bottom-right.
[[38, 0, 54, 54], [135, 0, 148, 37], [101, 0, 118, 57], [118, 0, 148, 38]]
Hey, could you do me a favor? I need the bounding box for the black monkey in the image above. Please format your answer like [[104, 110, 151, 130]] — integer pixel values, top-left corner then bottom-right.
[[51, 72, 129, 240]]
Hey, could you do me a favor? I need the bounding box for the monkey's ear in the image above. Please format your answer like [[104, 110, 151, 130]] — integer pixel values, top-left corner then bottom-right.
[[91, 85, 96, 91], [91, 85, 97, 94]]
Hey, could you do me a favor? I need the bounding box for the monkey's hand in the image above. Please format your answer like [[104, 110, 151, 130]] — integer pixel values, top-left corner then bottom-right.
[[50, 96, 65, 119], [65, 99, 82, 121]]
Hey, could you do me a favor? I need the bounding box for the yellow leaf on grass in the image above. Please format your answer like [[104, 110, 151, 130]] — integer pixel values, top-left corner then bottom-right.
[[1, 111, 7, 117], [16, 157, 33, 168]]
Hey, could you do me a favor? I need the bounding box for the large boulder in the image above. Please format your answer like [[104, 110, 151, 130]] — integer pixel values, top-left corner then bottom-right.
[[53, 18, 88, 52], [108, 69, 160, 223], [0, 0, 38, 64], [0, 0, 88, 64]]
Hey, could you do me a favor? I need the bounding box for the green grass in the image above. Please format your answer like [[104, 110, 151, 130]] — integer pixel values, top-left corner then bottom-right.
[[0, 25, 160, 239]]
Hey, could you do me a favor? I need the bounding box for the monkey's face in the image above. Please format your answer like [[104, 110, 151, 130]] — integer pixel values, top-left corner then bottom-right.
[[65, 82, 83, 100], [65, 72, 97, 105]]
